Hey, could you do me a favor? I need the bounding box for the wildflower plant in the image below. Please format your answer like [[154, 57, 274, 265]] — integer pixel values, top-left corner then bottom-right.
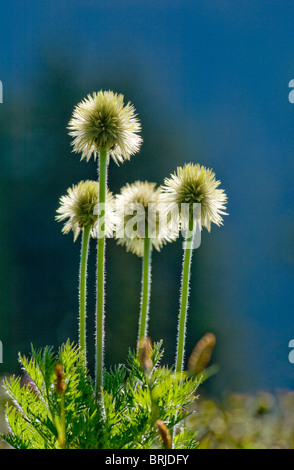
[[115, 181, 177, 347], [1, 341, 203, 449], [68, 90, 142, 401], [0, 90, 228, 450], [56, 180, 116, 364], [161, 163, 228, 374]]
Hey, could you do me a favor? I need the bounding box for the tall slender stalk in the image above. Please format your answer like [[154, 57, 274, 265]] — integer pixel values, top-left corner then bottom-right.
[[172, 217, 194, 449], [137, 235, 151, 350], [79, 224, 91, 362], [175, 216, 194, 374], [95, 148, 108, 402]]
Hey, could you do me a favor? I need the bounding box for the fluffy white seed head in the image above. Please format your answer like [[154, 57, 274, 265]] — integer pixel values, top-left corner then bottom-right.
[[56, 180, 116, 241], [68, 90, 142, 164], [115, 181, 178, 257], [160, 163, 228, 232]]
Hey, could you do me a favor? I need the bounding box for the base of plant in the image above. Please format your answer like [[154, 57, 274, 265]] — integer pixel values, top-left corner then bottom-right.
[[1, 340, 202, 450]]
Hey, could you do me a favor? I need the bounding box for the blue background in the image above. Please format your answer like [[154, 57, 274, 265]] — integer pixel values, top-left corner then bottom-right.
[[0, 0, 294, 394]]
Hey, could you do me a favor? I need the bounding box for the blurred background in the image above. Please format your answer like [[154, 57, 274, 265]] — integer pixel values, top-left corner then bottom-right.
[[0, 0, 294, 399]]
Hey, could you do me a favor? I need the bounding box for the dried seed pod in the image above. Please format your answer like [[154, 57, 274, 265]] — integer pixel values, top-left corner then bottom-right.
[[55, 364, 66, 395], [188, 332, 216, 374], [156, 420, 172, 449], [138, 337, 153, 372]]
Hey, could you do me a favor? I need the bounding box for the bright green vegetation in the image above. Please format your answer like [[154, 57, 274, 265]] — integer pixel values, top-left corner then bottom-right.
[[0, 341, 201, 449]]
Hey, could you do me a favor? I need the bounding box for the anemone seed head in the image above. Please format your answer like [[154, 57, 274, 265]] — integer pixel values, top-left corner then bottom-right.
[[161, 163, 228, 232], [56, 180, 116, 241], [68, 90, 142, 164], [115, 180, 178, 257]]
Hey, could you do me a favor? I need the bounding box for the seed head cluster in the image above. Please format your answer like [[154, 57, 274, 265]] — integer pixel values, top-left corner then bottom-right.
[[56, 180, 116, 241], [115, 181, 177, 257], [68, 90, 142, 164], [161, 163, 228, 232]]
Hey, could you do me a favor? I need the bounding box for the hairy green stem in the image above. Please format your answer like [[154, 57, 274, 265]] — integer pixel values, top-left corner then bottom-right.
[[95, 148, 108, 402], [175, 217, 194, 373], [137, 236, 151, 350], [79, 224, 91, 362], [172, 217, 194, 449]]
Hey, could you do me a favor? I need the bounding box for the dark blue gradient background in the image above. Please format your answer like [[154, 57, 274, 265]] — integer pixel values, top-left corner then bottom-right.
[[1, 1, 294, 393]]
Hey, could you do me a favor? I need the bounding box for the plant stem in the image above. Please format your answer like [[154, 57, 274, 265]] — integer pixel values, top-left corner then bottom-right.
[[175, 217, 194, 374], [79, 224, 91, 363], [95, 148, 108, 402], [137, 235, 151, 350], [59, 395, 66, 449]]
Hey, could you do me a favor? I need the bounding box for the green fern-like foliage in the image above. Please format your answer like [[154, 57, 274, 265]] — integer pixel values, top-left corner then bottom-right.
[[1, 341, 201, 449], [2, 342, 98, 449]]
